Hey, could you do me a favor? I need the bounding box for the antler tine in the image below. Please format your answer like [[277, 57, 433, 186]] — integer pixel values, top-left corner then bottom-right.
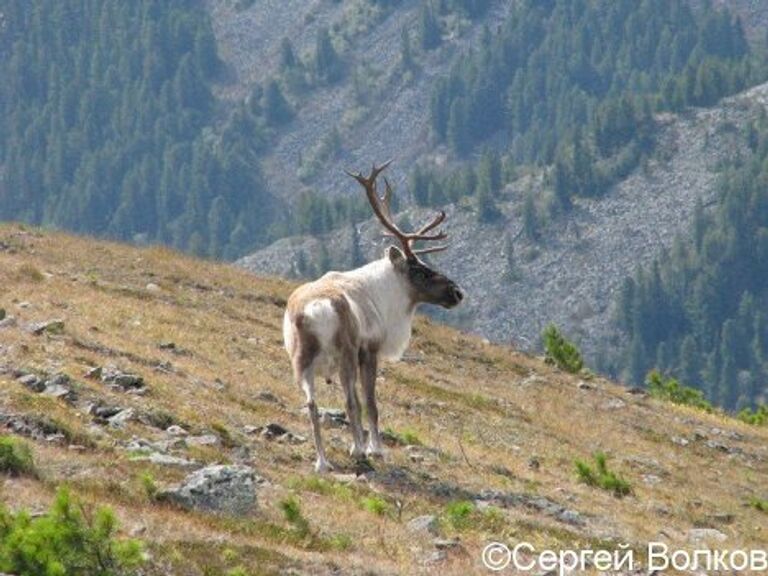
[[346, 159, 451, 259], [412, 244, 449, 255], [415, 210, 446, 236], [381, 177, 394, 220]]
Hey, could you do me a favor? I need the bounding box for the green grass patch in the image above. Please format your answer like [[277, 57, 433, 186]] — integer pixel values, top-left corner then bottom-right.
[[383, 427, 423, 446], [360, 495, 390, 516], [279, 496, 310, 539], [0, 436, 36, 477], [749, 497, 768, 513], [441, 500, 507, 533], [575, 452, 632, 498]]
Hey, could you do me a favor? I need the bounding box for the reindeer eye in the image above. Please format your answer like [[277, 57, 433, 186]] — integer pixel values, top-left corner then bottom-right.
[[412, 270, 427, 282]]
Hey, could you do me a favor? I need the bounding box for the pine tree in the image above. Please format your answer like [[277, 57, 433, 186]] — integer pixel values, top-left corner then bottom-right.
[[419, 2, 440, 51], [263, 80, 293, 126], [314, 27, 342, 84]]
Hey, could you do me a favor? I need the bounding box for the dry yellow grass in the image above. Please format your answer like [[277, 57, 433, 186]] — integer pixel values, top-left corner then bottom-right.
[[0, 223, 766, 575]]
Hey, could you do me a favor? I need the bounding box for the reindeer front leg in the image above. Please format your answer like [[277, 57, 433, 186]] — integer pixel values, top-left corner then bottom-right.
[[360, 348, 383, 458], [340, 352, 366, 459]]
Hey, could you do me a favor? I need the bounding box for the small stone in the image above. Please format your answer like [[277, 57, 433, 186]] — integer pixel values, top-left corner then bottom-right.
[[255, 390, 280, 403], [688, 528, 727, 544], [145, 283, 161, 292], [18, 373, 45, 392], [423, 550, 447, 565], [260, 423, 289, 439], [102, 366, 145, 391], [158, 341, 176, 350], [0, 315, 17, 328], [671, 436, 689, 446], [42, 384, 75, 402], [602, 398, 626, 410], [68, 444, 87, 452], [187, 434, 220, 446], [627, 386, 647, 396], [143, 453, 197, 468], [707, 513, 734, 525], [642, 474, 662, 486], [85, 366, 102, 379], [165, 424, 188, 436], [107, 408, 135, 428], [433, 537, 460, 550], [557, 510, 583, 525], [30, 319, 65, 335], [91, 404, 123, 420], [407, 515, 439, 535], [528, 457, 541, 470], [577, 381, 593, 390]]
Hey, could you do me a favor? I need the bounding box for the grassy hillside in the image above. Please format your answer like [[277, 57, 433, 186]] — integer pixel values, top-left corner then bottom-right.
[[0, 223, 766, 575]]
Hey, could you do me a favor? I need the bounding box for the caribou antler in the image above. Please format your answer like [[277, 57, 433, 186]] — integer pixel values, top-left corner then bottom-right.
[[345, 161, 449, 258]]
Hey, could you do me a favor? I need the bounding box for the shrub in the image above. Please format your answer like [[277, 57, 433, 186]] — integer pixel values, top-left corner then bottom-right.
[[737, 404, 768, 426], [542, 325, 584, 373], [140, 472, 158, 501], [646, 371, 713, 412], [575, 452, 631, 498], [0, 488, 143, 575], [360, 496, 390, 517], [279, 496, 310, 538], [749, 497, 768, 513], [383, 427, 422, 446], [444, 500, 474, 530], [0, 436, 35, 476]]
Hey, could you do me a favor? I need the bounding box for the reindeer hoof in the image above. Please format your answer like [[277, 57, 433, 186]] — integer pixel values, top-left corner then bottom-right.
[[314, 458, 334, 474]]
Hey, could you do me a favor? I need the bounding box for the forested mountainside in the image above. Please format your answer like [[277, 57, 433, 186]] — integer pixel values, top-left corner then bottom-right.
[[0, 0, 280, 259], [611, 110, 768, 410]]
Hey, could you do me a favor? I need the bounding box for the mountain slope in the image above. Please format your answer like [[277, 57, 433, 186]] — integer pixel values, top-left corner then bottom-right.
[[1, 224, 766, 574], [239, 80, 768, 362]]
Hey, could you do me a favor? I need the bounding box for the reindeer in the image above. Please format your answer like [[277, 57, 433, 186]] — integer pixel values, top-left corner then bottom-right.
[[283, 161, 464, 472]]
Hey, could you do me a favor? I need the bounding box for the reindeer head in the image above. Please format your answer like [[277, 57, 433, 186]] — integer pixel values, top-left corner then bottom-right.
[[347, 161, 464, 309]]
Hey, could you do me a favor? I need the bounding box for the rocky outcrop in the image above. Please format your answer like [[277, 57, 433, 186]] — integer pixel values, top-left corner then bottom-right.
[[158, 464, 261, 516]]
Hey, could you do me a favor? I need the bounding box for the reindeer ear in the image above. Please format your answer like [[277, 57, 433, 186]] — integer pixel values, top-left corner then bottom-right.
[[386, 245, 406, 266]]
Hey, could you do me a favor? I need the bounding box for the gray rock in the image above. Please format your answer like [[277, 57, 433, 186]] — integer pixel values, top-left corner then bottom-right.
[[257, 423, 306, 444], [255, 390, 281, 403], [107, 408, 135, 428], [42, 384, 75, 402], [433, 537, 460, 550], [29, 319, 65, 335], [187, 434, 220, 447], [301, 406, 349, 428], [423, 550, 447, 565], [158, 464, 259, 515], [407, 515, 439, 535], [166, 425, 188, 436], [102, 366, 145, 391], [688, 528, 727, 544], [17, 373, 45, 392], [85, 366, 103, 379], [0, 315, 17, 328], [140, 453, 197, 468]]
